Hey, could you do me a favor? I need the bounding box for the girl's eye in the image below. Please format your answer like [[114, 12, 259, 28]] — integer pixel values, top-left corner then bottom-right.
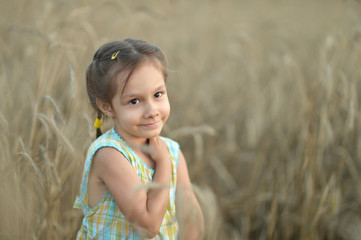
[[154, 92, 163, 98], [129, 99, 139, 105]]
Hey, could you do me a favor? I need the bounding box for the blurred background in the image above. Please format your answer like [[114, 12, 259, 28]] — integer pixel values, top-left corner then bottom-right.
[[1, 0, 361, 239]]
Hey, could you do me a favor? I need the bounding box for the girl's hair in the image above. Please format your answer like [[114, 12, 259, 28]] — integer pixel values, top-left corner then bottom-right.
[[86, 38, 168, 137]]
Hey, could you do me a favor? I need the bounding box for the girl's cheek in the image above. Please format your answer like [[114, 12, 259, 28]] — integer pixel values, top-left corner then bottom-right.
[[162, 101, 171, 116], [121, 109, 137, 120]]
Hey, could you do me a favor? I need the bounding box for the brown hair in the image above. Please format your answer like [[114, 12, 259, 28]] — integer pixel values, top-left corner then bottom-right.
[[86, 38, 168, 137]]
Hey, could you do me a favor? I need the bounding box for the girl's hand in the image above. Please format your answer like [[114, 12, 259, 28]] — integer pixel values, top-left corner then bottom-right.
[[148, 136, 170, 163]]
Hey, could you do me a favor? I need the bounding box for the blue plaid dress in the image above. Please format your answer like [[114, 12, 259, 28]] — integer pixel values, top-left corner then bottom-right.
[[74, 128, 179, 239]]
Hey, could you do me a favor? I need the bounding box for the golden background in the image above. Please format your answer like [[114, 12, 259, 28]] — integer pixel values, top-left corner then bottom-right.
[[1, 0, 361, 239]]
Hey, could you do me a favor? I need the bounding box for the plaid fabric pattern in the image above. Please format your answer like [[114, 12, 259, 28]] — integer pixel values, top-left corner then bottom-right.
[[74, 128, 179, 239]]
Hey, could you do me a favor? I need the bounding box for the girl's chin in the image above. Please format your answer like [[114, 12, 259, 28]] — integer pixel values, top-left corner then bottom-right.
[[118, 128, 163, 144], [140, 130, 162, 139], [143, 132, 162, 139]]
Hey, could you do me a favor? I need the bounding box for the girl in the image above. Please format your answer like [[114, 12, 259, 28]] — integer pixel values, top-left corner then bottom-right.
[[74, 39, 204, 239]]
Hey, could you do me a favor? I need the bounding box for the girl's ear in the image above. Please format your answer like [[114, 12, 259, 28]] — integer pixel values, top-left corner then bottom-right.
[[96, 98, 115, 118]]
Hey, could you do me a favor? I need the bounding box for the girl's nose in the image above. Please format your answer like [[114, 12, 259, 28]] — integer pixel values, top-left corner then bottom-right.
[[144, 101, 159, 119]]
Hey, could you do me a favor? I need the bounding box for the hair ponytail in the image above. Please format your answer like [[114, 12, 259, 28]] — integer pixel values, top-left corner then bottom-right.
[[94, 112, 103, 138]]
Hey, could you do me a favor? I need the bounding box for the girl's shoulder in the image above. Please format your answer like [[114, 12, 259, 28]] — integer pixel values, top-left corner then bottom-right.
[[89, 128, 119, 147], [160, 136, 180, 161], [160, 136, 179, 148], [87, 129, 181, 162], [87, 128, 131, 159]]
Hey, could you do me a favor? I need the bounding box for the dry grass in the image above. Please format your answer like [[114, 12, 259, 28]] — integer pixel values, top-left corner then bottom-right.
[[1, 0, 361, 239]]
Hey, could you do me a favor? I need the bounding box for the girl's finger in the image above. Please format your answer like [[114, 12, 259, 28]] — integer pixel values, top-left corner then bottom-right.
[[148, 136, 160, 147]]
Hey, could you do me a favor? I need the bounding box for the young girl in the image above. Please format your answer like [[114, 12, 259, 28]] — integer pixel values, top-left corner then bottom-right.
[[74, 39, 204, 239]]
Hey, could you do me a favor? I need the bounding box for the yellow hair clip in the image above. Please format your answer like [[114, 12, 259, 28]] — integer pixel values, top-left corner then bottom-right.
[[111, 51, 120, 60], [94, 118, 103, 129]]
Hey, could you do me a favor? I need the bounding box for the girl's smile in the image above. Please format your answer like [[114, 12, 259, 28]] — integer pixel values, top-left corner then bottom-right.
[[140, 121, 161, 128], [100, 62, 170, 145]]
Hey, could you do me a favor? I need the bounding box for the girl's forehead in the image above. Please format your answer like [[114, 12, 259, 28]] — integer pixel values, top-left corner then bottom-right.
[[115, 61, 165, 94]]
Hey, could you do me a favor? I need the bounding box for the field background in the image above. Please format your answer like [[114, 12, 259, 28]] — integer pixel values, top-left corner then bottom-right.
[[1, 0, 361, 239]]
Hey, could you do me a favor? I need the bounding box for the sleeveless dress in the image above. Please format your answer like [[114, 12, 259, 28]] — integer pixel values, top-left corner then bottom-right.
[[74, 127, 179, 239]]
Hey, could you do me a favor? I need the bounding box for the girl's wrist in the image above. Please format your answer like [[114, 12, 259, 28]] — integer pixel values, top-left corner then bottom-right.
[[155, 157, 171, 170], [154, 159, 171, 181]]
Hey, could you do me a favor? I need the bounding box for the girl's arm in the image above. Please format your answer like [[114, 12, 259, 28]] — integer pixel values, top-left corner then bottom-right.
[[177, 151, 204, 240], [92, 136, 171, 238]]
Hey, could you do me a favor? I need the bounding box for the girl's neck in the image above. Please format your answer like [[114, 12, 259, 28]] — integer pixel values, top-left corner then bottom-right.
[[114, 126, 148, 148]]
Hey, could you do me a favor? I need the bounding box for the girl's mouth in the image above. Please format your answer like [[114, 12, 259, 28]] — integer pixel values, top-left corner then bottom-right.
[[141, 121, 160, 128]]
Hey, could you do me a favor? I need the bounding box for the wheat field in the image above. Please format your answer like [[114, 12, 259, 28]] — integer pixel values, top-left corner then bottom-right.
[[1, 0, 361, 239]]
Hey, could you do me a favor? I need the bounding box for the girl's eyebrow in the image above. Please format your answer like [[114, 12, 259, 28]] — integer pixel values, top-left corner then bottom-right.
[[154, 83, 166, 91], [121, 94, 137, 101], [121, 83, 166, 100]]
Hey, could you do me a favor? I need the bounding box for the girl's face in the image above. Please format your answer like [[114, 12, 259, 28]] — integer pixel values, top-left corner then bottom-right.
[[107, 62, 170, 145]]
